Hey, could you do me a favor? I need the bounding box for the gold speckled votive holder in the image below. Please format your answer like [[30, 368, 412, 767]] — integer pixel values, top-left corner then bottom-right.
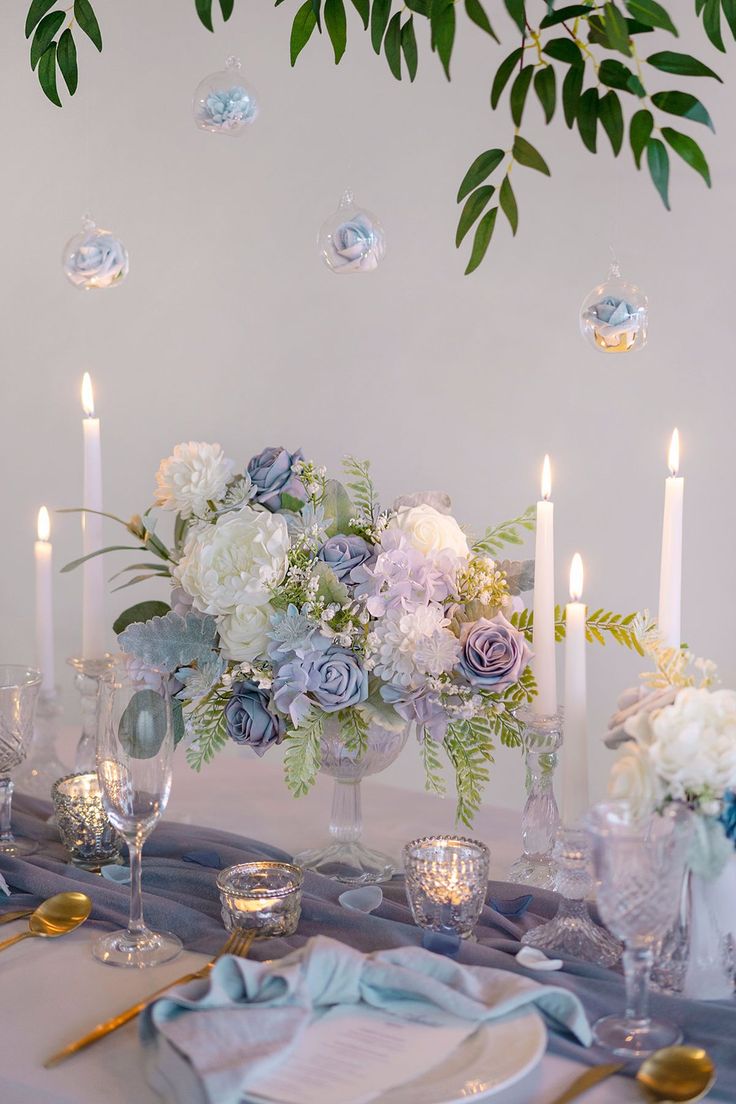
[[52, 771, 123, 871], [217, 861, 303, 938]]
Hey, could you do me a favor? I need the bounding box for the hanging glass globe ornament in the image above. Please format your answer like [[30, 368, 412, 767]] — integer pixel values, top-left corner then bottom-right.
[[62, 215, 129, 291], [319, 190, 386, 274], [579, 259, 648, 354], [193, 56, 258, 136]]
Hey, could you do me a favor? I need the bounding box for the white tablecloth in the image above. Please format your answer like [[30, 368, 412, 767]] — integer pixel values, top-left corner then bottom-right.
[[0, 738, 717, 1104]]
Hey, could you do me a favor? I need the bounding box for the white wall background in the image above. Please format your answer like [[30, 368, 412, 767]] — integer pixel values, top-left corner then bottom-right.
[[1, 1, 734, 810]]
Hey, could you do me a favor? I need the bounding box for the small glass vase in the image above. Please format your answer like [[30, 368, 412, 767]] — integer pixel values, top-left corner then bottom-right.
[[508, 709, 562, 889], [68, 655, 113, 772], [15, 687, 68, 800], [0, 666, 42, 855], [294, 718, 409, 885]]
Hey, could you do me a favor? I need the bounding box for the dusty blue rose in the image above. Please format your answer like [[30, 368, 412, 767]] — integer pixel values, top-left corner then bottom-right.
[[308, 648, 369, 713], [458, 613, 532, 692], [225, 680, 284, 756], [247, 446, 306, 511], [318, 534, 373, 582], [721, 791, 736, 845]]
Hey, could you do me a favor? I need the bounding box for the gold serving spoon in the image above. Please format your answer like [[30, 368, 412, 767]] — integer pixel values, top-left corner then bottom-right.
[[0, 892, 92, 954], [549, 1045, 716, 1104]]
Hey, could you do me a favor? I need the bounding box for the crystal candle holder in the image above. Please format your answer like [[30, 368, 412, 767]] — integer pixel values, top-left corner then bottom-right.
[[68, 655, 114, 772], [403, 836, 490, 940], [217, 862, 303, 938], [52, 772, 123, 871], [508, 709, 563, 890]]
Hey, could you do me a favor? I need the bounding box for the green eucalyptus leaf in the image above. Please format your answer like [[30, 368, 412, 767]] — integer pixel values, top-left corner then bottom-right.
[[350, 0, 369, 28], [113, 601, 172, 636], [384, 10, 402, 77], [651, 91, 714, 130], [312, 0, 322, 32], [195, 0, 214, 30], [723, 0, 736, 39], [503, 0, 525, 34], [603, 2, 632, 55], [510, 65, 534, 126], [455, 185, 495, 246], [30, 11, 64, 69], [540, 4, 592, 27], [405, 0, 428, 12], [457, 148, 504, 201], [646, 137, 670, 209], [57, 28, 78, 94], [599, 58, 645, 95], [577, 87, 599, 153], [219, 0, 235, 17], [499, 175, 518, 235], [371, 0, 391, 52], [646, 51, 722, 81], [172, 698, 186, 747], [25, 0, 56, 38], [291, 0, 318, 64], [703, 0, 725, 51], [118, 690, 170, 760], [491, 47, 523, 108], [322, 479, 354, 535], [401, 15, 418, 80], [626, 17, 656, 32], [74, 0, 102, 49], [598, 90, 624, 155], [431, 0, 455, 80], [562, 64, 583, 128], [543, 38, 583, 66], [662, 126, 711, 186], [464, 207, 498, 275], [624, 0, 677, 34], [38, 42, 61, 105], [534, 65, 556, 123], [629, 108, 654, 168], [512, 135, 550, 174], [464, 0, 498, 41], [324, 0, 347, 61]]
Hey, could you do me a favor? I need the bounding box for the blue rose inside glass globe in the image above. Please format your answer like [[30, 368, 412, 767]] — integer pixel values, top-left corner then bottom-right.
[[194, 56, 258, 136], [62, 216, 129, 291], [579, 262, 648, 354], [319, 191, 386, 274]]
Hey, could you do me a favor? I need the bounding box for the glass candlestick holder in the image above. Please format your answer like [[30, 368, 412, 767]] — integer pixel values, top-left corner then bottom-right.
[[15, 687, 68, 799], [508, 709, 562, 889], [521, 828, 621, 966], [68, 656, 113, 772]]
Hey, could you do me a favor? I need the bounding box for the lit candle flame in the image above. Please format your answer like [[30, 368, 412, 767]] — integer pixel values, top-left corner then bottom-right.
[[541, 454, 552, 501], [668, 428, 680, 477], [569, 552, 584, 602], [37, 506, 51, 542], [81, 372, 95, 418]]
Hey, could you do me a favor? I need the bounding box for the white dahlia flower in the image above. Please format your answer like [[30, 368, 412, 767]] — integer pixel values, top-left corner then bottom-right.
[[154, 441, 235, 519]]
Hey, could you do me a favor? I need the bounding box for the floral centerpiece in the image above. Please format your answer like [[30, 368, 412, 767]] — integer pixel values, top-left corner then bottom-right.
[[74, 441, 637, 826]]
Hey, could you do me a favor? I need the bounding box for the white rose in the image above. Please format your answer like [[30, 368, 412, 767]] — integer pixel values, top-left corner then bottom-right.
[[608, 743, 661, 818], [388, 504, 470, 559], [174, 506, 289, 615], [154, 442, 235, 519], [218, 605, 272, 663], [646, 687, 736, 800]]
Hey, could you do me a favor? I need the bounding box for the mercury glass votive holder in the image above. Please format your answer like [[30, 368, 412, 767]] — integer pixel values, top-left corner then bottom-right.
[[217, 862, 303, 938], [52, 772, 123, 871], [403, 836, 490, 940]]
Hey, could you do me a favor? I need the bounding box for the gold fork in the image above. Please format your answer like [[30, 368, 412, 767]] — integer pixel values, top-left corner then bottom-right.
[[44, 927, 256, 1068]]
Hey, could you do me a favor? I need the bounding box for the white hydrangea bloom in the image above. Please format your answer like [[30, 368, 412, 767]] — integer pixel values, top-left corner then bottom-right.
[[174, 506, 289, 616], [154, 442, 235, 519], [372, 603, 459, 689]]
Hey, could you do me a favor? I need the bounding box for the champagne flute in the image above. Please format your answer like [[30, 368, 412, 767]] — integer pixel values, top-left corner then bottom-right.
[[93, 658, 182, 968]]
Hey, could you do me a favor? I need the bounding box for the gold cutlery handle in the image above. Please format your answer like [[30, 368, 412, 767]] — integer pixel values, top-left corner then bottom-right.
[[0, 909, 33, 926], [43, 966, 210, 1068], [547, 1062, 626, 1104], [0, 930, 33, 953]]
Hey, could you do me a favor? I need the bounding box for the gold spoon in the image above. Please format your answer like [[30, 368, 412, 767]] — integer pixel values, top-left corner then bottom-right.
[[0, 892, 92, 954], [549, 1045, 716, 1104]]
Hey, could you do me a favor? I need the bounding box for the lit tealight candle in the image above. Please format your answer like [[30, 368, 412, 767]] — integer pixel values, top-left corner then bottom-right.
[[81, 373, 106, 659], [34, 506, 55, 695], [562, 553, 588, 826], [533, 455, 557, 715], [658, 429, 684, 650]]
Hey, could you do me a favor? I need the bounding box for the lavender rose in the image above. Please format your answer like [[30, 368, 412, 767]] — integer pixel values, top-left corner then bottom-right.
[[225, 680, 284, 756], [317, 534, 373, 582], [458, 613, 532, 692], [247, 446, 306, 512]]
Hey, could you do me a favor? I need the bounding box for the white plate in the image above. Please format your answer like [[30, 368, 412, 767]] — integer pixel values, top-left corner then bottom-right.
[[377, 1010, 547, 1104]]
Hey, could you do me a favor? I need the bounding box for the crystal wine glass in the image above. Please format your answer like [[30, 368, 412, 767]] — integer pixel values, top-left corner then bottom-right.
[[587, 800, 692, 1057], [0, 666, 42, 855], [93, 659, 182, 968]]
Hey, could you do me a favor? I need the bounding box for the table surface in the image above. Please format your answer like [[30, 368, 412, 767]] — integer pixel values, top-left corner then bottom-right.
[[0, 736, 722, 1104]]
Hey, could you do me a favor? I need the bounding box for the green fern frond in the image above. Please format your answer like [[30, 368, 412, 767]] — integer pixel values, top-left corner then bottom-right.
[[472, 506, 535, 557], [339, 706, 368, 758], [511, 606, 643, 654], [420, 733, 446, 796], [444, 716, 495, 828], [185, 695, 229, 772], [284, 710, 324, 797], [342, 456, 379, 521]]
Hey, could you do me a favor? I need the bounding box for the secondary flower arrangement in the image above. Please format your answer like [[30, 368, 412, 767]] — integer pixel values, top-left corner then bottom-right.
[[77, 441, 636, 824]]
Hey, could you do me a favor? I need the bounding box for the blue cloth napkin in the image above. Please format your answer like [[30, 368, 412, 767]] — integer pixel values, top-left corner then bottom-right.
[[141, 934, 591, 1104]]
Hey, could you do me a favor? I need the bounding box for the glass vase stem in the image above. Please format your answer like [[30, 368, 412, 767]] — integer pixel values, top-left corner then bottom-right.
[[0, 779, 14, 846], [330, 780, 361, 844], [128, 840, 146, 938], [624, 946, 653, 1026]]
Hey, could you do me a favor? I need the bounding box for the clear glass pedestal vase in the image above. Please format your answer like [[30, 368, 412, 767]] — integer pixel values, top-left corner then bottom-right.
[[15, 688, 68, 800], [294, 719, 409, 885], [521, 828, 622, 966], [508, 710, 563, 890], [68, 656, 113, 772]]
